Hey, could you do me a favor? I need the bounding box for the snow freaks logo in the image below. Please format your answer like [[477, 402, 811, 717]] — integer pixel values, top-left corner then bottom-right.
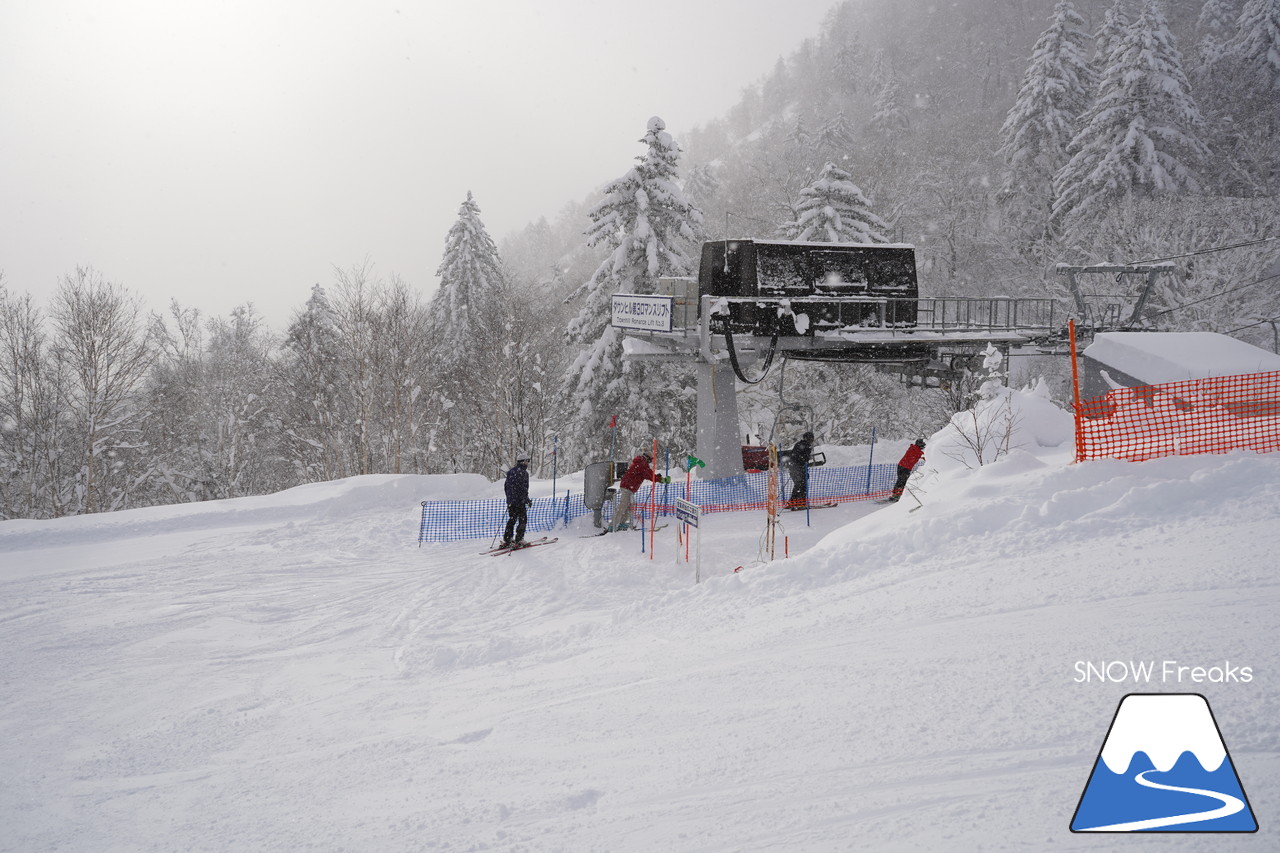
[[1070, 694, 1258, 833]]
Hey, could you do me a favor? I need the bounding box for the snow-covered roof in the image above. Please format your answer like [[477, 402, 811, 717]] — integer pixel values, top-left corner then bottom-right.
[[742, 238, 917, 250], [1082, 332, 1280, 384]]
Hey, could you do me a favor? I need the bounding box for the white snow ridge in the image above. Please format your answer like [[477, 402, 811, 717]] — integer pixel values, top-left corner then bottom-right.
[[1099, 694, 1227, 774]]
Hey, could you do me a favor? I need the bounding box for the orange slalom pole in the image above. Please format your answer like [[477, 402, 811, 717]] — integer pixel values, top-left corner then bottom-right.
[[1068, 319, 1084, 463]]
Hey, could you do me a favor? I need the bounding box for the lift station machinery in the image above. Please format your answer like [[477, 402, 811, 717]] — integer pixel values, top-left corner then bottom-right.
[[612, 239, 1170, 478]]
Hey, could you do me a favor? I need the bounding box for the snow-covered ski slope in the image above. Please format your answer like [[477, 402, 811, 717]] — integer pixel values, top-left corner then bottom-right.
[[3, 396, 1278, 851]]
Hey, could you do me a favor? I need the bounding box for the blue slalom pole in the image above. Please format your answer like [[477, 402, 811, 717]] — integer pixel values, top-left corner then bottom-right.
[[640, 506, 646, 553], [865, 427, 877, 496], [804, 462, 811, 527], [662, 448, 671, 516]]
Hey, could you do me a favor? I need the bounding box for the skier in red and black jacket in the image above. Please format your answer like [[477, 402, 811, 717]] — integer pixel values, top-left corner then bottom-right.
[[610, 451, 669, 532], [890, 438, 925, 501]]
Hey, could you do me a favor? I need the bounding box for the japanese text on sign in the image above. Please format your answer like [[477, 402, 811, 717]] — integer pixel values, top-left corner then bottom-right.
[[612, 294, 674, 332]]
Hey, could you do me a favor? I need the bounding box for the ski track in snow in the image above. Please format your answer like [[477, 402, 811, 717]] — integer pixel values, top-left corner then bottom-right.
[[1, 447, 1278, 851]]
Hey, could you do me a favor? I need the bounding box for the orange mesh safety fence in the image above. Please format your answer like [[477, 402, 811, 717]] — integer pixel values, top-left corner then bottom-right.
[[1076, 370, 1280, 462]]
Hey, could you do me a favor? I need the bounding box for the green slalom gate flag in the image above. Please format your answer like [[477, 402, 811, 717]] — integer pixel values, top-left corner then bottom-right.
[[686, 454, 705, 469]]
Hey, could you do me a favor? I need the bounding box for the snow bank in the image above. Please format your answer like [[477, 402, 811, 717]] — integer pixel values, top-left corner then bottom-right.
[[3, 391, 1279, 851]]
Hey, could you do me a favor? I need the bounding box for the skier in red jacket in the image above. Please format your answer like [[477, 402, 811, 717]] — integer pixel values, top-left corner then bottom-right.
[[889, 438, 925, 502], [610, 451, 669, 532]]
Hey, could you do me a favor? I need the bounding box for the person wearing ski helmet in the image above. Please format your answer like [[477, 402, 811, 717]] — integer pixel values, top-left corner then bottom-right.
[[890, 438, 926, 502], [610, 449, 669, 532], [787, 430, 816, 510], [502, 452, 532, 546]]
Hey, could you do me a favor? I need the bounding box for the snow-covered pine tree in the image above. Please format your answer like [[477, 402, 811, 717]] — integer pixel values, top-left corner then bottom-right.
[[425, 193, 518, 474], [815, 113, 855, 158], [563, 117, 702, 453], [787, 114, 813, 148], [998, 1, 1094, 243], [1194, 0, 1240, 71], [1091, 0, 1131, 80], [429, 192, 508, 371], [281, 283, 345, 482], [783, 162, 889, 244], [1223, 0, 1280, 93], [682, 164, 720, 217], [1192, 0, 1278, 195], [1052, 0, 1209, 230], [832, 34, 864, 96], [868, 52, 909, 139]]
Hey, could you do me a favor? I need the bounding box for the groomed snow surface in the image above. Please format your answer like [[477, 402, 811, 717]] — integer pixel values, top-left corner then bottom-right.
[[2, 389, 1277, 851]]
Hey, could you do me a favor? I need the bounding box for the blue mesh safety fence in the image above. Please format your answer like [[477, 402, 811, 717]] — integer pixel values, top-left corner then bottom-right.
[[418, 463, 898, 543]]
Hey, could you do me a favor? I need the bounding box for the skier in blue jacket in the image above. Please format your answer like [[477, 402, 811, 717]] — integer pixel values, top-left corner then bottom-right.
[[502, 452, 531, 546]]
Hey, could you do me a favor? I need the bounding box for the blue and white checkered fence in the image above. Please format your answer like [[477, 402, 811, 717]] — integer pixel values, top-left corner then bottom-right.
[[417, 463, 899, 543]]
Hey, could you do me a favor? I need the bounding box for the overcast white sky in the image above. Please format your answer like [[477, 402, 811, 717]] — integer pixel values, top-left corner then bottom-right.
[[1, 0, 837, 328]]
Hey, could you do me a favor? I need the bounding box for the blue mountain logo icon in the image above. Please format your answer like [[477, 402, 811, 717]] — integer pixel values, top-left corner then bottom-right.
[[1071, 693, 1258, 832]]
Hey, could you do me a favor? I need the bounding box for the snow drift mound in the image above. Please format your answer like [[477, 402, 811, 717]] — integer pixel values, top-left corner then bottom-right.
[[723, 381, 1280, 605], [0, 472, 490, 556]]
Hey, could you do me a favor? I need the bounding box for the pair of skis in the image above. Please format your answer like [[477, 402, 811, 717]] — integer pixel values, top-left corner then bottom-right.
[[875, 489, 924, 511], [581, 523, 670, 539], [787, 502, 837, 511], [480, 536, 557, 556]]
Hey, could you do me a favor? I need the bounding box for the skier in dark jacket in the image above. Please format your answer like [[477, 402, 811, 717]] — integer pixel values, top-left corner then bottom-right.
[[610, 451, 669, 532], [890, 438, 926, 501], [787, 431, 816, 509], [502, 452, 531, 546]]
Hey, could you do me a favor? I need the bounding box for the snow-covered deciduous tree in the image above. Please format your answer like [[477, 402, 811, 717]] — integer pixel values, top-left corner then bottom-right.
[[1062, 195, 1280, 350], [563, 117, 702, 452], [371, 277, 433, 475], [0, 284, 70, 518], [782, 162, 889, 244], [49, 268, 155, 514], [945, 344, 1018, 468], [144, 305, 261, 503], [1052, 0, 1209, 231], [998, 1, 1094, 244]]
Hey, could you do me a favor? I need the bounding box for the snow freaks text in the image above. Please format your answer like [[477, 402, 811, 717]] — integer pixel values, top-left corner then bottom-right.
[[1074, 661, 1254, 684]]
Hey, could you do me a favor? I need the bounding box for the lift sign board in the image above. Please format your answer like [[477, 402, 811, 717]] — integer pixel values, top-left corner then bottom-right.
[[675, 498, 700, 528], [612, 294, 674, 332]]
